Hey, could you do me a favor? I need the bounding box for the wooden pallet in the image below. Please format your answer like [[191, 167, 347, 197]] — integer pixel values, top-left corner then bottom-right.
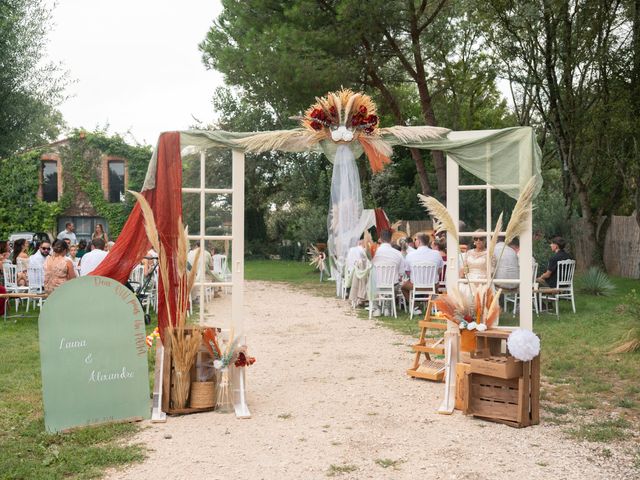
[[407, 300, 447, 382]]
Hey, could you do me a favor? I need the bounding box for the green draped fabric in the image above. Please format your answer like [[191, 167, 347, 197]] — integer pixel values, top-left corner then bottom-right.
[[141, 126, 542, 199]]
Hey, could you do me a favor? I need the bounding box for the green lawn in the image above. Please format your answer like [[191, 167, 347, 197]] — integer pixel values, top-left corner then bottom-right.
[[0, 312, 149, 479], [1, 259, 637, 478]]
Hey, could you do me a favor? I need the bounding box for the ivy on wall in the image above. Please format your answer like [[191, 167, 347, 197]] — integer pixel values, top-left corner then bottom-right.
[[0, 149, 61, 237], [0, 130, 152, 239]]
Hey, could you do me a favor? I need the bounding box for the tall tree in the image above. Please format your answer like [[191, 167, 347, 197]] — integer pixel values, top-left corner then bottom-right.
[[201, 0, 477, 198], [0, 0, 66, 157], [482, 0, 633, 266]]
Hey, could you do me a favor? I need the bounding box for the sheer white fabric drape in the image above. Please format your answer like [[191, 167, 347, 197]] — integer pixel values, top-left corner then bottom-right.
[[326, 144, 363, 267]]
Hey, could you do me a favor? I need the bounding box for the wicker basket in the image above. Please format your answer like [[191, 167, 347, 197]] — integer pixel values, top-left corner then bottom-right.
[[189, 381, 216, 408]]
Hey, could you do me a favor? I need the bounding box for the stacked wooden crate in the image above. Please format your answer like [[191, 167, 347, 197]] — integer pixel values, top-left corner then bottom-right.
[[462, 329, 540, 428]]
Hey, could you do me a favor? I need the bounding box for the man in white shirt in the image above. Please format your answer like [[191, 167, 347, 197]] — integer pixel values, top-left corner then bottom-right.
[[28, 241, 51, 270], [80, 238, 108, 276], [494, 237, 519, 289], [57, 222, 78, 244], [401, 233, 444, 314], [371, 230, 405, 316]]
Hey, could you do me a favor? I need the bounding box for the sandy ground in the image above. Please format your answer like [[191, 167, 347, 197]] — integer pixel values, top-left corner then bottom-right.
[[107, 281, 638, 480]]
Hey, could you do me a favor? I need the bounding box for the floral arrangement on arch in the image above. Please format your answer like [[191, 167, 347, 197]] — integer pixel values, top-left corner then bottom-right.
[[236, 88, 450, 174], [417, 176, 537, 331]]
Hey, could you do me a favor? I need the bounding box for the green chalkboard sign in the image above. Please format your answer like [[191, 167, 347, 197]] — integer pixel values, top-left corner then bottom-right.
[[39, 276, 150, 433]]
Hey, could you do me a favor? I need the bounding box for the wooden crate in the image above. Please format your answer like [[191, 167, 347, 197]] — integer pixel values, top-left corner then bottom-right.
[[463, 355, 540, 428], [470, 354, 522, 379], [162, 327, 216, 415]]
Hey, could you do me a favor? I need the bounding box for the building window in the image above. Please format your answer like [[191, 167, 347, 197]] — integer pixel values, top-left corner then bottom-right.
[[42, 160, 58, 202], [108, 160, 125, 202]]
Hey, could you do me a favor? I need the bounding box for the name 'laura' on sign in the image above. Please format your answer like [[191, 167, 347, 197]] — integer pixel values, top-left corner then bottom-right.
[[39, 276, 150, 433]]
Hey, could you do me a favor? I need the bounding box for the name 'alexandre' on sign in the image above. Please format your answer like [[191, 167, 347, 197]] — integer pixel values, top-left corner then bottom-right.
[[39, 276, 150, 433]]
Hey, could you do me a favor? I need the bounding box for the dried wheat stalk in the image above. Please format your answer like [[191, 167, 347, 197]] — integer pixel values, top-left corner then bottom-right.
[[504, 176, 537, 244]]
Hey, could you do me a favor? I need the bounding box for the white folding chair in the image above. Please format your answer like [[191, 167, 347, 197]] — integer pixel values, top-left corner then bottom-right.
[[26, 266, 45, 312], [504, 263, 539, 315], [341, 265, 354, 300], [212, 253, 232, 293], [369, 263, 399, 319], [540, 259, 576, 316], [128, 264, 145, 288], [3, 263, 29, 311], [409, 262, 438, 320]]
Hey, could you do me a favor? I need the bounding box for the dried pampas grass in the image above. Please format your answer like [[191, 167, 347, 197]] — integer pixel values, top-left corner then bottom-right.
[[505, 176, 537, 244], [381, 125, 451, 143], [488, 212, 503, 262], [609, 328, 640, 354], [131, 191, 205, 408], [236, 129, 315, 153], [417, 194, 459, 243]]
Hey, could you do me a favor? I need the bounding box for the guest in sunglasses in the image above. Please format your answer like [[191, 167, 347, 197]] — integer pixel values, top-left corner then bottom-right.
[[459, 230, 496, 308], [29, 240, 51, 270]]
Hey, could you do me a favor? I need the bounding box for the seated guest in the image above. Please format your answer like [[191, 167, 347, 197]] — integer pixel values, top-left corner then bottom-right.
[[44, 240, 77, 294], [371, 230, 405, 316], [493, 236, 519, 289], [80, 238, 108, 276], [537, 236, 571, 287], [432, 236, 447, 286], [346, 240, 369, 307], [346, 240, 368, 270], [76, 239, 88, 258], [69, 244, 80, 270], [401, 233, 444, 313], [404, 236, 416, 256], [29, 240, 51, 270], [11, 238, 30, 286]]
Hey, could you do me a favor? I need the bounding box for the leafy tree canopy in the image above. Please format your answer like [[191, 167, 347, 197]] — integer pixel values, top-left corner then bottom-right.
[[0, 0, 67, 157]]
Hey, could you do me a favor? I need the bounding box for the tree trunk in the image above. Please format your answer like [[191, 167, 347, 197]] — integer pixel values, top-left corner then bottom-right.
[[411, 26, 446, 199], [366, 66, 433, 195]]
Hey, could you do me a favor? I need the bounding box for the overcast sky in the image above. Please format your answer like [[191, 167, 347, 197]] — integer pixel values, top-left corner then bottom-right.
[[45, 0, 224, 146]]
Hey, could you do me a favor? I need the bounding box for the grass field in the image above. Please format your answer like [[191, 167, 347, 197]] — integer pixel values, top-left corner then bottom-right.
[[1, 259, 637, 478], [0, 312, 148, 479]]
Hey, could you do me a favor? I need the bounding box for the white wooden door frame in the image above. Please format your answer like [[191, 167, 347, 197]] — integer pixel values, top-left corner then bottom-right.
[[445, 155, 533, 331]]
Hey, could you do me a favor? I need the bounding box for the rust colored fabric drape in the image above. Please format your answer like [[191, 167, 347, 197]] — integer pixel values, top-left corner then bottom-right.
[[374, 208, 390, 238], [91, 132, 183, 339]]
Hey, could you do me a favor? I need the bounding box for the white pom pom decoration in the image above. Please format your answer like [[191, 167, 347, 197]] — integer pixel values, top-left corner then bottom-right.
[[507, 329, 540, 362]]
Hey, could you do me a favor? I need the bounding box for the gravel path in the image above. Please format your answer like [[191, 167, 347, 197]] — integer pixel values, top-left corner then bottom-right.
[[107, 281, 638, 480]]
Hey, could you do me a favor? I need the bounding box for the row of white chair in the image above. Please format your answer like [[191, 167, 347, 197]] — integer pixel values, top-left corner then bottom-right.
[[359, 259, 577, 320], [368, 262, 439, 320], [2, 263, 45, 312]]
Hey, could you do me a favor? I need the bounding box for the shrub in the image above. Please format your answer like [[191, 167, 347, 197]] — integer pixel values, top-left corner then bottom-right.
[[610, 289, 640, 354], [579, 267, 615, 296]]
